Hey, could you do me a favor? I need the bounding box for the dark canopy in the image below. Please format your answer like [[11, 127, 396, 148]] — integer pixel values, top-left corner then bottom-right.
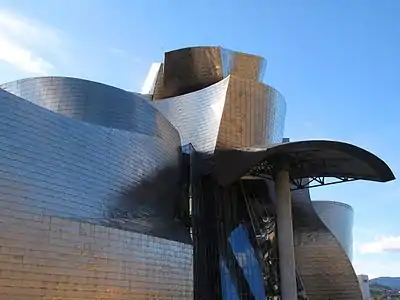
[[211, 140, 395, 186]]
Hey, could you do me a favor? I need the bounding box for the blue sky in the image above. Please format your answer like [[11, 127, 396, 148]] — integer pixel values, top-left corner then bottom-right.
[[0, 0, 399, 278]]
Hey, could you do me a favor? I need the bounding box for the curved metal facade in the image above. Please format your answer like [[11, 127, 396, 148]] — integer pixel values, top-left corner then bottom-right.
[[292, 189, 362, 300], [153, 46, 266, 99], [0, 45, 391, 300], [0, 86, 187, 240], [161, 46, 224, 98], [150, 46, 286, 151], [313, 200, 354, 260], [0, 76, 177, 140], [216, 76, 286, 148], [0, 87, 192, 299], [152, 77, 230, 153]]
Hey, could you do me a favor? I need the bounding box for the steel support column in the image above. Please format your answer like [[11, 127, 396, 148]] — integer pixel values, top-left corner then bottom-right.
[[275, 169, 298, 300]]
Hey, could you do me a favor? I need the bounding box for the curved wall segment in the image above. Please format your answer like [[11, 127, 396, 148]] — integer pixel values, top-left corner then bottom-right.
[[150, 46, 285, 152], [0, 76, 177, 141], [0, 88, 186, 241], [0, 88, 192, 298], [312, 200, 354, 260], [291, 189, 362, 300], [216, 76, 286, 148], [220, 48, 267, 81], [152, 46, 267, 99], [152, 76, 230, 153], [161, 46, 224, 98]]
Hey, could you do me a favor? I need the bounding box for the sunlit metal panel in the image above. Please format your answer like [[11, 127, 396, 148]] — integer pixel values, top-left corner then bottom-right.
[[0, 88, 192, 298], [152, 77, 230, 153], [292, 189, 362, 300], [216, 76, 286, 149], [313, 200, 354, 260], [1, 76, 177, 140]]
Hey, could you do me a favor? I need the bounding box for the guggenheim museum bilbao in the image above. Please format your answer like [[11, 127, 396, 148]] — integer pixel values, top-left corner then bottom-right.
[[0, 46, 395, 300]]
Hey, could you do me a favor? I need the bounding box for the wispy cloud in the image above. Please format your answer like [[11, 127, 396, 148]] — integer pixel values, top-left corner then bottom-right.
[[359, 236, 400, 254], [353, 257, 400, 279], [0, 9, 62, 75]]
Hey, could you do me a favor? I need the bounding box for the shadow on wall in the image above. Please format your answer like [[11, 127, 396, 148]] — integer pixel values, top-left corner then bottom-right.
[[106, 165, 191, 244]]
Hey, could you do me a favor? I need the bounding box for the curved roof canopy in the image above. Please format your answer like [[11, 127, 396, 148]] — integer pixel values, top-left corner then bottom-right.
[[211, 140, 395, 187]]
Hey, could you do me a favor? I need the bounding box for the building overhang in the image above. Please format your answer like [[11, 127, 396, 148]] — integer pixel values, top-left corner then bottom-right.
[[211, 140, 395, 188]]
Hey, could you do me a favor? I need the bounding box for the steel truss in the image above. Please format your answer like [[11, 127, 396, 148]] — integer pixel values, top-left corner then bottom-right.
[[248, 159, 359, 191]]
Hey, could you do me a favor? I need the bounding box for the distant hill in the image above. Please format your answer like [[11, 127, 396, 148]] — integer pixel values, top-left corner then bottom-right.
[[370, 277, 400, 290], [370, 283, 392, 291]]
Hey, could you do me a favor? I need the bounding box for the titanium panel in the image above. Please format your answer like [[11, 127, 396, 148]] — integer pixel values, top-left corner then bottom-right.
[[1, 76, 177, 140], [160, 46, 224, 98], [216, 76, 286, 148], [291, 189, 362, 300], [313, 200, 354, 260], [153, 74, 285, 153], [0, 88, 187, 242], [153, 46, 267, 99], [152, 63, 166, 100], [141, 62, 162, 94], [221, 48, 267, 82], [152, 77, 230, 153], [0, 213, 193, 299]]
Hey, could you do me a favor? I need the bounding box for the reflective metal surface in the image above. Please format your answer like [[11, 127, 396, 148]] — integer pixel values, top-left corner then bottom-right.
[[151, 47, 266, 99], [0, 212, 193, 299], [313, 200, 354, 260], [152, 63, 166, 100], [1, 76, 178, 140], [0, 87, 192, 298], [217, 76, 286, 148], [1, 45, 393, 300], [292, 189, 362, 300], [0, 88, 187, 241], [152, 77, 230, 153], [220, 48, 267, 81], [160, 47, 224, 98], [149, 46, 286, 151], [141, 62, 163, 94]]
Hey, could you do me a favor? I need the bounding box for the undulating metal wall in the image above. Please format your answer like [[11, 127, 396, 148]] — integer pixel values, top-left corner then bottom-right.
[[152, 63, 166, 100], [152, 77, 230, 153], [0, 78, 186, 240], [160, 47, 224, 98], [313, 200, 354, 260], [0, 77, 177, 140], [141, 62, 163, 94], [216, 76, 286, 148], [220, 48, 266, 82], [150, 46, 286, 152], [151, 46, 267, 100], [291, 189, 362, 300], [148, 46, 286, 299], [0, 88, 193, 299], [0, 213, 193, 299]]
